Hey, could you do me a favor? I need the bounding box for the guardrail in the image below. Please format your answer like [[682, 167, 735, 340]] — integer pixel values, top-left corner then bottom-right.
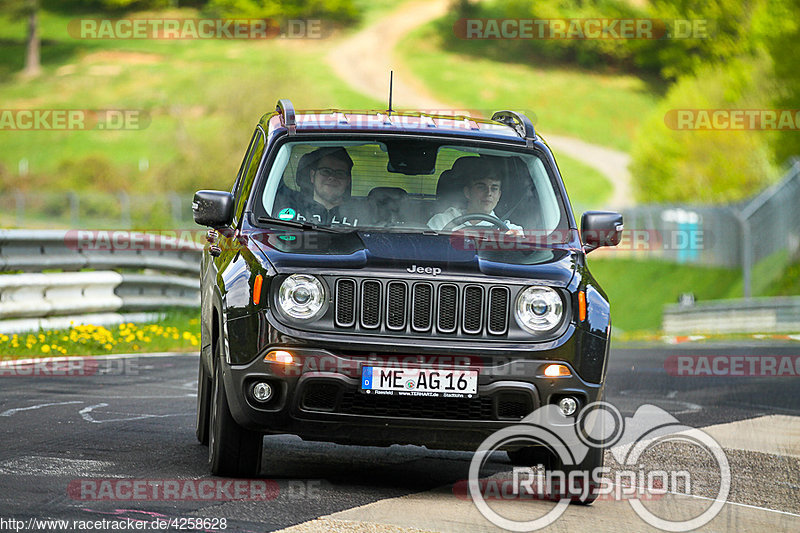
[[0, 230, 202, 333], [663, 296, 800, 335]]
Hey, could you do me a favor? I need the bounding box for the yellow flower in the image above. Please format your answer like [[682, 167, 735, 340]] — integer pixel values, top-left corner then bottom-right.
[[41, 345, 51, 353], [104, 344, 112, 350]]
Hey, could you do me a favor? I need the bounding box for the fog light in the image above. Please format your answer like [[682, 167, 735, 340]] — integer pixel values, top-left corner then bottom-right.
[[265, 350, 294, 364], [252, 382, 273, 402], [558, 396, 578, 417], [543, 364, 572, 377]]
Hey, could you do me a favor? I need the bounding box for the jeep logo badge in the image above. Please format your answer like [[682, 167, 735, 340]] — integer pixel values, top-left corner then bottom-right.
[[407, 264, 442, 276]]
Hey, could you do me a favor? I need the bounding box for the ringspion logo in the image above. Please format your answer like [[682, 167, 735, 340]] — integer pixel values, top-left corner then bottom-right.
[[469, 402, 730, 531]]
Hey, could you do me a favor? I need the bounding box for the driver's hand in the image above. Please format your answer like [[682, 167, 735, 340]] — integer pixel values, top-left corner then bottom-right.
[[504, 228, 524, 237]]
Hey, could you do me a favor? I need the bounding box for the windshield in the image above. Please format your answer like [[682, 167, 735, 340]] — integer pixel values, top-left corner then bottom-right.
[[255, 139, 570, 238]]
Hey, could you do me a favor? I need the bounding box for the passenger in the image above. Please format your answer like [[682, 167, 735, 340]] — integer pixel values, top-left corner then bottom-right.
[[427, 160, 523, 233], [273, 147, 358, 226]]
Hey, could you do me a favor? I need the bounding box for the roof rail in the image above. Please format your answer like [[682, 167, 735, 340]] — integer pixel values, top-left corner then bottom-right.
[[491, 110, 536, 147], [276, 99, 296, 134]]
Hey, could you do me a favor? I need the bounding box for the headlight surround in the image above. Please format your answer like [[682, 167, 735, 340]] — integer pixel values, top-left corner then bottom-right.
[[278, 274, 326, 321], [515, 286, 564, 334]]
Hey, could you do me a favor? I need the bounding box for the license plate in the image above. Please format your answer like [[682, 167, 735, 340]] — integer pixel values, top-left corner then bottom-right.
[[361, 366, 478, 398]]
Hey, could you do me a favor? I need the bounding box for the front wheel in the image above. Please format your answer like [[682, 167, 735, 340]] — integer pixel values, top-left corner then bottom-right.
[[208, 363, 263, 477], [549, 445, 604, 505], [195, 359, 212, 445], [507, 445, 604, 505]]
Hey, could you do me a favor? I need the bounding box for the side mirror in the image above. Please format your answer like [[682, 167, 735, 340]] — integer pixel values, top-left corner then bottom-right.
[[581, 211, 623, 253], [192, 190, 234, 228]]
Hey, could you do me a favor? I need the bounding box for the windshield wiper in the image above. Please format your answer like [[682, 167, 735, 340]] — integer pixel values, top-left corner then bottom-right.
[[256, 216, 356, 234]]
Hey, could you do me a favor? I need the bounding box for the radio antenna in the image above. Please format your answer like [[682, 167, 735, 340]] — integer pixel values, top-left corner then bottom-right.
[[388, 70, 393, 115]]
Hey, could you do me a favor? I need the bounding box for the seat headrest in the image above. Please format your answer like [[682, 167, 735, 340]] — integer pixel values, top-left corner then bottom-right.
[[367, 187, 408, 202]]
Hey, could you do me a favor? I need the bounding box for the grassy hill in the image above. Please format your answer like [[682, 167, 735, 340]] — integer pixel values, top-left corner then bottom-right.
[[0, 5, 619, 212], [0, 8, 383, 196]]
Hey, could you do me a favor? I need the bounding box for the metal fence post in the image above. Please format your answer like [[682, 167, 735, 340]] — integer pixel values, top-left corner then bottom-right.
[[14, 192, 25, 227], [118, 192, 131, 228], [69, 192, 79, 227], [738, 213, 752, 299], [170, 193, 182, 226]]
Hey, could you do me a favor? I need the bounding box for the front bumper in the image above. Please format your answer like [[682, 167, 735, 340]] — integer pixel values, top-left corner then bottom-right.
[[220, 345, 604, 451]]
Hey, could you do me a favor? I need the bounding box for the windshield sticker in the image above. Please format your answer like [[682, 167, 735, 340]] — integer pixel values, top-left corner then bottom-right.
[[278, 208, 296, 220]]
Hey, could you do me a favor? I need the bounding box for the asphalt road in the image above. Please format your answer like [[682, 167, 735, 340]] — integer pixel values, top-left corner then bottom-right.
[[0, 344, 798, 532]]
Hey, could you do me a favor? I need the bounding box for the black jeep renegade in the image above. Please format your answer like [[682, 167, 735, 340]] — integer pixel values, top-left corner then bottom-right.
[[192, 99, 622, 481]]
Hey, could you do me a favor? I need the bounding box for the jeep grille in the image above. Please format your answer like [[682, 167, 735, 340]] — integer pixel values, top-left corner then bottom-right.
[[334, 278, 510, 336]]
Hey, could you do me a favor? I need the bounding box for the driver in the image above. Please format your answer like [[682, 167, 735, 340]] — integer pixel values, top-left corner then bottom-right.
[[427, 160, 523, 232]]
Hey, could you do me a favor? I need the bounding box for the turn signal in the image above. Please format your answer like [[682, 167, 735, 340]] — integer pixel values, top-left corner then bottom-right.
[[543, 364, 572, 377], [264, 350, 294, 364], [253, 274, 263, 305], [578, 290, 586, 322]]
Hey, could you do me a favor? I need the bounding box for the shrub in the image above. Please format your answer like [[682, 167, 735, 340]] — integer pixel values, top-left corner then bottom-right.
[[630, 57, 780, 203]]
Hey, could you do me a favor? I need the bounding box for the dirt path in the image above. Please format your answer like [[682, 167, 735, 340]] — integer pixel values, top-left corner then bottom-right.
[[326, 0, 634, 209]]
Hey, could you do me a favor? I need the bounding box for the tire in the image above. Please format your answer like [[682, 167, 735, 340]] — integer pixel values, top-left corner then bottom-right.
[[195, 359, 212, 445], [548, 444, 604, 505], [208, 363, 263, 477], [508, 445, 603, 505], [507, 446, 551, 467]]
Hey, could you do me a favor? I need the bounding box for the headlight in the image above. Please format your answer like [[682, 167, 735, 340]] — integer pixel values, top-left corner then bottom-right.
[[278, 274, 325, 320], [515, 286, 564, 333]]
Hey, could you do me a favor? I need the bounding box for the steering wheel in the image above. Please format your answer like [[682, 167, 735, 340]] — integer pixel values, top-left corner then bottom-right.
[[442, 213, 509, 232]]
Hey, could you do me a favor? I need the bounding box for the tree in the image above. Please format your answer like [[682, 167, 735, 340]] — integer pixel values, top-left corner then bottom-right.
[[2, 0, 41, 77]]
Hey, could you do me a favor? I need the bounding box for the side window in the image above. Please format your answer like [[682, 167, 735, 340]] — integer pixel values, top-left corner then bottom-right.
[[233, 129, 266, 226], [232, 130, 259, 198]]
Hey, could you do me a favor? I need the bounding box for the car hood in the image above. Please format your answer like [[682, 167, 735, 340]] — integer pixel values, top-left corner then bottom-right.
[[246, 229, 579, 287]]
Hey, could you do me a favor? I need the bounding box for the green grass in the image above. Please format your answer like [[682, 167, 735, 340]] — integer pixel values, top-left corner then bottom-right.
[[587, 258, 742, 332], [0, 8, 382, 194], [555, 153, 612, 213], [398, 21, 661, 152], [351, 0, 408, 29], [764, 258, 800, 296], [0, 309, 199, 358]]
